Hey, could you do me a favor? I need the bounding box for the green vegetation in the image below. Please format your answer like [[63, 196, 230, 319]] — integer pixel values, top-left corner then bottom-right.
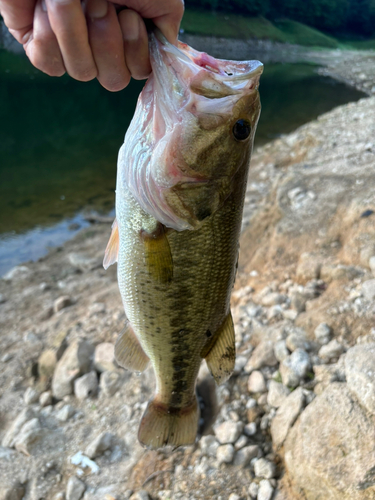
[[181, 10, 340, 48]]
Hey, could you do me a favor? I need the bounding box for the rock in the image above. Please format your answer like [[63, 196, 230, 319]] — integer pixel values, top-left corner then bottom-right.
[[290, 291, 307, 313], [0, 482, 25, 500], [3, 266, 32, 281], [233, 445, 259, 467], [271, 387, 305, 448], [0, 293, 6, 304], [1, 353, 12, 363], [296, 253, 321, 281], [248, 482, 259, 499], [267, 381, 290, 408], [74, 371, 98, 400], [68, 252, 98, 272], [280, 349, 311, 387], [93, 343, 116, 372], [244, 422, 257, 436], [214, 421, 244, 444], [24, 387, 40, 405], [66, 477, 86, 500], [234, 434, 248, 450], [39, 391, 52, 407], [314, 322, 332, 345], [362, 279, 375, 301], [14, 418, 42, 455], [274, 340, 289, 362], [216, 444, 235, 464], [245, 341, 278, 372], [52, 340, 94, 399], [345, 343, 375, 414], [261, 293, 287, 307], [56, 404, 75, 422], [129, 491, 150, 500], [285, 328, 309, 352], [254, 458, 276, 479], [320, 264, 363, 282], [369, 256, 375, 276], [228, 494, 240, 500], [318, 339, 344, 362], [38, 306, 54, 321], [53, 295, 72, 313], [2, 408, 35, 447], [99, 370, 121, 397], [284, 383, 375, 500], [258, 480, 274, 500], [38, 349, 58, 386], [85, 432, 113, 459], [199, 435, 219, 457], [247, 371, 267, 393]]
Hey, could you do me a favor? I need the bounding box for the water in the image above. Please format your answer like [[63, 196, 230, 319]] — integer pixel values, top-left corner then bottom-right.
[[0, 50, 365, 275]]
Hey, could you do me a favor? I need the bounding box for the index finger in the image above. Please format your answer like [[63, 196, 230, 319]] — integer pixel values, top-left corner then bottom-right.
[[0, 0, 36, 43]]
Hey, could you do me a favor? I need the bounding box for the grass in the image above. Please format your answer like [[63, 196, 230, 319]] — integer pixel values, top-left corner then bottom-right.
[[181, 9, 341, 48], [344, 38, 375, 50]]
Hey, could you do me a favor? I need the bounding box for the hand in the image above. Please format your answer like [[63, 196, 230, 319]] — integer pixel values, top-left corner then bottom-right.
[[0, 0, 184, 91]]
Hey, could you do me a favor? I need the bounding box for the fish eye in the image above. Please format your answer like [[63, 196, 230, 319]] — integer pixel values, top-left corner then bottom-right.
[[233, 119, 251, 141]]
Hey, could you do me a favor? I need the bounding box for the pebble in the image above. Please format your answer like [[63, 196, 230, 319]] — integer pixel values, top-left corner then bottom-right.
[[68, 252, 98, 272], [286, 328, 309, 352], [296, 253, 321, 281], [1, 353, 12, 363], [85, 432, 113, 459], [228, 494, 240, 500], [24, 387, 40, 405], [369, 256, 375, 276], [273, 340, 290, 362], [233, 445, 259, 467], [271, 387, 305, 448], [318, 340, 344, 362], [258, 479, 274, 500], [3, 265, 32, 281], [66, 476, 86, 500], [244, 422, 257, 436], [280, 349, 311, 387], [14, 417, 42, 455], [345, 343, 375, 414], [247, 370, 267, 393], [0, 293, 6, 304], [39, 391, 52, 407], [94, 343, 116, 372], [214, 421, 244, 444], [254, 458, 276, 479], [216, 444, 235, 464], [248, 482, 259, 499], [56, 404, 75, 422], [74, 371, 98, 400], [261, 293, 287, 307], [53, 295, 72, 313], [245, 341, 278, 373], [362, 279, 375, 301], [1, 408, 35, 447], [267, 380, 290, 408], [129, 490, 150, 500], [100, 370, 122, 397], [200, 435, 219, 457], [0, 482, 25, 500], [234, 434, 248, 450], [314, 323, 332, 345]]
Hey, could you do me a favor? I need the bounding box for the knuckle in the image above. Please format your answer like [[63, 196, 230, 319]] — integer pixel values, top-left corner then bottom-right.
[[100, 73, 130, 92]]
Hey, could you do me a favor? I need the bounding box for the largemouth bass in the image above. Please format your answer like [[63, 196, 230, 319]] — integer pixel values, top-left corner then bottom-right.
[[104, 31, 262, 449]]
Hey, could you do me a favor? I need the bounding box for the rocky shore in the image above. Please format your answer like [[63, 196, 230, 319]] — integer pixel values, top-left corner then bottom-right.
[[1, 30, 375, 500]]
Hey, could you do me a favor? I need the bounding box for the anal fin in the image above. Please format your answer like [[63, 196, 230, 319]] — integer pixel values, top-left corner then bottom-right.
[[204, 312, 235, 385], [103, 218, 119, 270], [115, 322, 149, 372], [141, 224, 173, 284]]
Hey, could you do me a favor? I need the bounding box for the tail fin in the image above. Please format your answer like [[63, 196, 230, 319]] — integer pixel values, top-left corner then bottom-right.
[[138, 397, 199, 449]]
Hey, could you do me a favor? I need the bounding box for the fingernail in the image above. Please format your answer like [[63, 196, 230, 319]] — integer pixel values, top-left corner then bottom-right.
[[87, 0, 108, 19], [41, 0, 47, 11]]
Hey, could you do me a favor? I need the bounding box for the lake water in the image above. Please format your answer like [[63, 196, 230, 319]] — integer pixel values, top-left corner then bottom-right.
[[0, 50, 365, 275]]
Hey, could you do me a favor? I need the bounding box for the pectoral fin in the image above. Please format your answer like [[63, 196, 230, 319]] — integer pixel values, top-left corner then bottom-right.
[[141, 225, 173, 284], [204, 312, 235, 385], [103, 219, 119, 270], [115, 323, 149, 372]]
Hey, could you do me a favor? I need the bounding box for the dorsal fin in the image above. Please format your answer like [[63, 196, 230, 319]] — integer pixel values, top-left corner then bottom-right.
[[103, 219, 119, 270]]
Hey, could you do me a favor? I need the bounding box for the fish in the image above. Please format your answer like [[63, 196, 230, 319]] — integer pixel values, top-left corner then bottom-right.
[[103, 30, 262, 449]]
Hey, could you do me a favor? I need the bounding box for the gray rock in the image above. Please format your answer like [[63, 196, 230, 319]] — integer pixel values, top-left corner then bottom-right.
[[66, 477, 86, 500], [234, 434, 248, 450], [85, 432, 113, 459], [93, 343, 116, 372], [214, 421, 244, 444], [261, 293, 287, 307], [39, 391, 52, 407], [3, 266, 32, 281], [314, 323, 332, 345], [284, 383, 375, 500], [53, 295, 72, 313], [233, 445, 259, 467], [290, 291, 307, 313], [258, 480, 274, 500], [2, 408, 35, 447], [52, 340, 94, 399], [362, 279, 375, 301], [216, 444, 235, 464], [267, 380, 290, 408], [280, 349, 311, 387], [74, 371, 98, 400], [271, 387, 305, 448], [247, 370, 267, 393], [228, 494, 240, 500], [0, 293, 6, 305], [274, 340, 289, 362], [345, 343, 375, 414], [1, 353, 12, 363], [68, 252, 98, 272], [254, 458, 276, 479], [199, 435, 219, 457], [318, 339, 344, 362], [14, 418, 42, 455], [56, 404, 75, 422], [24, 387, 40, 405], [286, 329, 309, 352], [245, 341, 278, 372], [244, 422, 257, 436], [248, 482, 259, 499], [129, 490, 150, 500], [99, 370, 121, 397]]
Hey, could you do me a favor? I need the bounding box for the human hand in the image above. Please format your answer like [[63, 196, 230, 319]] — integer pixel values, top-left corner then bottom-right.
[[0, 0, 184, 91]]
